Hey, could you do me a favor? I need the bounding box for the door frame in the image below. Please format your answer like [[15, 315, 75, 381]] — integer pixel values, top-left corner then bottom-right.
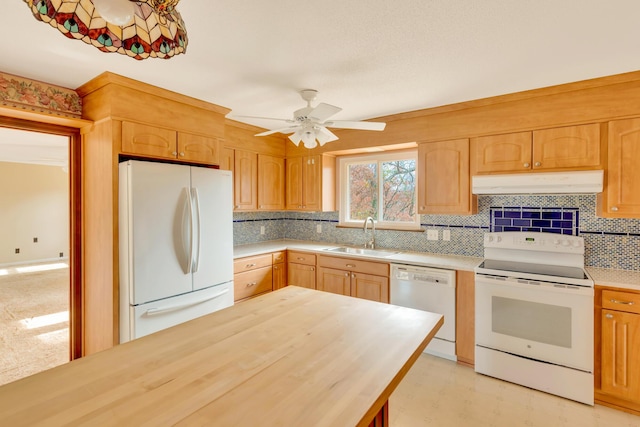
[[0, 116, 83, 361]]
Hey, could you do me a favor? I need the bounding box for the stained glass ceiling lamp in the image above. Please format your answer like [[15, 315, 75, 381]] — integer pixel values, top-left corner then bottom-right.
[[23, 0, 187, 60]]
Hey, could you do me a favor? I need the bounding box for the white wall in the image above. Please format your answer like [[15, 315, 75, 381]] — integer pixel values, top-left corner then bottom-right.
[[0, 162, 68, 265]]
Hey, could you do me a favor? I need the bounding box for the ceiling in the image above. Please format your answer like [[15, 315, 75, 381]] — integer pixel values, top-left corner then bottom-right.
[[3, 1, 640, 139]]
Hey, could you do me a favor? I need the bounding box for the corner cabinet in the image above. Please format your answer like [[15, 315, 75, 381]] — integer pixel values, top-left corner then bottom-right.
[[471, 124, 602, 174], [598, 118, 640, 218], [418, 139, 476, 215], [285, 154, 335, 211], [287, 251, 317, 289], [595, 286, 640, 414]]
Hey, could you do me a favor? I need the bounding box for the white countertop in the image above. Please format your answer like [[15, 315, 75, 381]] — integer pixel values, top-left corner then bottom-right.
[[587, 267, 640, 291], [234, 239, 482, 272]]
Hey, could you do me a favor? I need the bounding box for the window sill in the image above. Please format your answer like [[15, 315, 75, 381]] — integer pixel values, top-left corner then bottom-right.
[[336, 223, 424, 232]]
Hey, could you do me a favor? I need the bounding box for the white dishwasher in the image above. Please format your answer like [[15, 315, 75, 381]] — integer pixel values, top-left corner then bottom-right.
[[390, 264, 457, 361]]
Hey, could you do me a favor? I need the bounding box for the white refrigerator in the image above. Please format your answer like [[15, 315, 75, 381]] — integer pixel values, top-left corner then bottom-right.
[[119, 160, 234, 343]]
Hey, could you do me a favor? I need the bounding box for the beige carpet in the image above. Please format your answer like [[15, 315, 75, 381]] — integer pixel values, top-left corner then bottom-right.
[[0, 263, 69, 386]]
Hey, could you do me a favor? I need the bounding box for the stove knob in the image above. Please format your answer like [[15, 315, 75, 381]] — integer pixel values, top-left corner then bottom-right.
[[561, 240, 571, 247], [553, 239, 561, 245], [486, 235, 494, 243], [572, 240, 581, 247], [496, 236, 502, 243]]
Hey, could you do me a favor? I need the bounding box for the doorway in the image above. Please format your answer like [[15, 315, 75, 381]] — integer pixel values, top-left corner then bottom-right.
[[0, 118, 82, 385]]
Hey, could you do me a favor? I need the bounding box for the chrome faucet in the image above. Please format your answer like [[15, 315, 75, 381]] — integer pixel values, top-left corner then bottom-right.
[[363, 216, 376, 249]]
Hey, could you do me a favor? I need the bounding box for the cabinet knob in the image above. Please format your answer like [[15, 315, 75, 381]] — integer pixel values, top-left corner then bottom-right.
[[234, 205, 239, 209], [246, 282, 256, 287], [534, 162, 541, 167], [259, 205, 263, 209], [605, 313, 614, 319], [345, 273, 349, 277], [351, 273, 356, 278], [523, 162, 530, 168], [274, 266, 279, 270], [311, 267, 315, 271], [611, 206, 619, 212], [179, 152, 185, 156], [172, 151, 178, 156]]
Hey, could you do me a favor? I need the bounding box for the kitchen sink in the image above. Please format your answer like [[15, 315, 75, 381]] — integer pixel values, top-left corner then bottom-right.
[[323, 246, 399, 258]]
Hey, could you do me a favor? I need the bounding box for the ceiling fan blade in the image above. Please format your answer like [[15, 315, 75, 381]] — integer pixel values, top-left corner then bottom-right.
[[255, 125, 300, 137], [288, 130, 303, 146], [316, 127, 339, 146], [325, 120, 386, 131], [231, 115, 295, 123], [308, 103, 342, 122]]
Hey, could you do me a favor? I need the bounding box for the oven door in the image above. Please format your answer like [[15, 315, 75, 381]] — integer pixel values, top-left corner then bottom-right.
[[475, 274, 593, 372]]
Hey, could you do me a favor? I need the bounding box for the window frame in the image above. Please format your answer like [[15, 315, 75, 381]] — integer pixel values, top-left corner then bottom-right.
[[337, 150, 420, 231]]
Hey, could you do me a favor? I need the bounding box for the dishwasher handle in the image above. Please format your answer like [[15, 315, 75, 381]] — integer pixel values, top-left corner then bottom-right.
[[391, 264, 456, 288]]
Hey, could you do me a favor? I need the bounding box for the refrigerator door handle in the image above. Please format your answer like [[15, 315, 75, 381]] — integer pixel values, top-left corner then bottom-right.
[[143, 288, 230, 316], [192, 187, 202, 273], [184, 187, 194, 274]]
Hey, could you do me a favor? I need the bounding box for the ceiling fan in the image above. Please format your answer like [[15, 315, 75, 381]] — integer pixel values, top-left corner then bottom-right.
[[236, 90, 386, 149]]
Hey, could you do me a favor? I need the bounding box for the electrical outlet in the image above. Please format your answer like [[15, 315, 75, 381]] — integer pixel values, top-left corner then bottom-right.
[[316, 224, 322, 233], [442, 229, 451, 241], [260, 226, 265, 235], [59, 252, 64, 257], [15, 248, 20, 254], [427, 230, 438, 241], [33, 237, 38, 243]]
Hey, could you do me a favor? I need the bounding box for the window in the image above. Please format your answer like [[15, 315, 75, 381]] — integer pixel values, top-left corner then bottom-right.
[[338, 151, 419, 230]]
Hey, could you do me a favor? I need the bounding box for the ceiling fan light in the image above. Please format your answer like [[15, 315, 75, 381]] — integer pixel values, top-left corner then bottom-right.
[[302, 130, 317, 149], [288, 131, 302, 146]]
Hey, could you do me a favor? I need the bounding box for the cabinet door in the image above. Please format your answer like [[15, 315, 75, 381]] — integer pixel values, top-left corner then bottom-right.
[[317, 267, 351, 296], [350, 272, 389, 303], [602, 118, 640, 217], [234, 150, 258, 211], [532, 124, 601, 170], [285, 156, 304, 210], [287, 263, 316, 289], [418, 139, 475, 215], [303, 155, 322, 211], [177, 133, 220, 165], [471, 132, 532, 174], [258, 155, 285, 210], [455, 270, 475, 367], [601, 309, 640, 401], [121, 121, 176, 159], [272, 263, 286, 290], [219, 147, 234, 172]]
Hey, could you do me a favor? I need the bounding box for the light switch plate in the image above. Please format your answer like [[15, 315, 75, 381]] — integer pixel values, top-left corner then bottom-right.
[[260, 226, 265, 235], [316, 224, 322, 233], [442, 229, 451, 241], [427, 229, 438, 240]]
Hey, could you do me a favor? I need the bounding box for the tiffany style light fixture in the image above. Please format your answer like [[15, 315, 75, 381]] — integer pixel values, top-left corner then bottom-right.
[[23, 0, 187, 60]]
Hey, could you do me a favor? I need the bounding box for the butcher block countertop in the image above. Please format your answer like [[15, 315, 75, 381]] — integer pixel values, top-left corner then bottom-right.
[[0, 287, 443, 427]]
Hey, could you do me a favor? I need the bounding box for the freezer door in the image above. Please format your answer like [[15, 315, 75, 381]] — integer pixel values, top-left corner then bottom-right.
[[121, 161, 193, 305], [190, 167, 234, 291], [122, 282, 233, 342]]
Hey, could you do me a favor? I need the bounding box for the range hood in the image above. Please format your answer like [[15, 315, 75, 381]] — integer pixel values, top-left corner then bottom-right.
[[472, 170, 604, 194]]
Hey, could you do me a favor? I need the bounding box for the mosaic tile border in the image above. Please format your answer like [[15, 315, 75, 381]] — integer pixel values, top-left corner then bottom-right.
[[490, 206, 579, 235]]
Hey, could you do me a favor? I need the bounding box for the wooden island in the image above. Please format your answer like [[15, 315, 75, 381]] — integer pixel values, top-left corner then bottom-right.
[[0, 286, 442, 426]]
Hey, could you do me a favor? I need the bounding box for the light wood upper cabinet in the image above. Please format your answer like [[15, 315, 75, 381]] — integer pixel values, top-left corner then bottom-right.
[[472, 124, 601, 174], [285, 154, 335, 211], [177, 133, 221, 165], [234, 149, 258, 211], [121, 121, 222, 165], [418, 139, 476, 215], [121, 121, 177, 160], [258, 154, 285, 210], [471, 131, 532, 173], [599, 118, 640, 218], [218, 146, 235, 172]]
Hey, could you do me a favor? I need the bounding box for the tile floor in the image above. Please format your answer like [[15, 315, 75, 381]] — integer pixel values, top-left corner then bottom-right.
[[390, 354, 640, 427]]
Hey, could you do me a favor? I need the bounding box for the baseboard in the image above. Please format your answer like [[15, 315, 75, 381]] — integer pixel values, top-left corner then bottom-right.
[[0, 257, 69, 268], [595, 391, 640, 416]]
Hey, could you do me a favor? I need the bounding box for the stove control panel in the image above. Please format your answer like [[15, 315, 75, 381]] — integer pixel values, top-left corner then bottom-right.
[[484, 232, 584, 253]]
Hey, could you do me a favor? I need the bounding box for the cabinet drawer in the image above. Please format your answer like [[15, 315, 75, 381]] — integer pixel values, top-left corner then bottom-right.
[[317, 255, 389, 276], [288, 251, 316, 266], [272, 251, 286, 264], [234, 266, 273, 301], [234, 254, 272, 274], [603, 290, 640, 314]]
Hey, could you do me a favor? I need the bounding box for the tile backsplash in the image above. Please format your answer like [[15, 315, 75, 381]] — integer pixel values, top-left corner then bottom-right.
[[234, 194, 640, 271]]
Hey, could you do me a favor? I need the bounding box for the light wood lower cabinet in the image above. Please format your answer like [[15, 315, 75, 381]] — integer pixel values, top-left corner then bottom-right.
[[317, 255, 389, 303], [455, 270, 475, 367], [595, 286, 640, 415], [233, 252, 287, 302], [287, 251, 317, 289]]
